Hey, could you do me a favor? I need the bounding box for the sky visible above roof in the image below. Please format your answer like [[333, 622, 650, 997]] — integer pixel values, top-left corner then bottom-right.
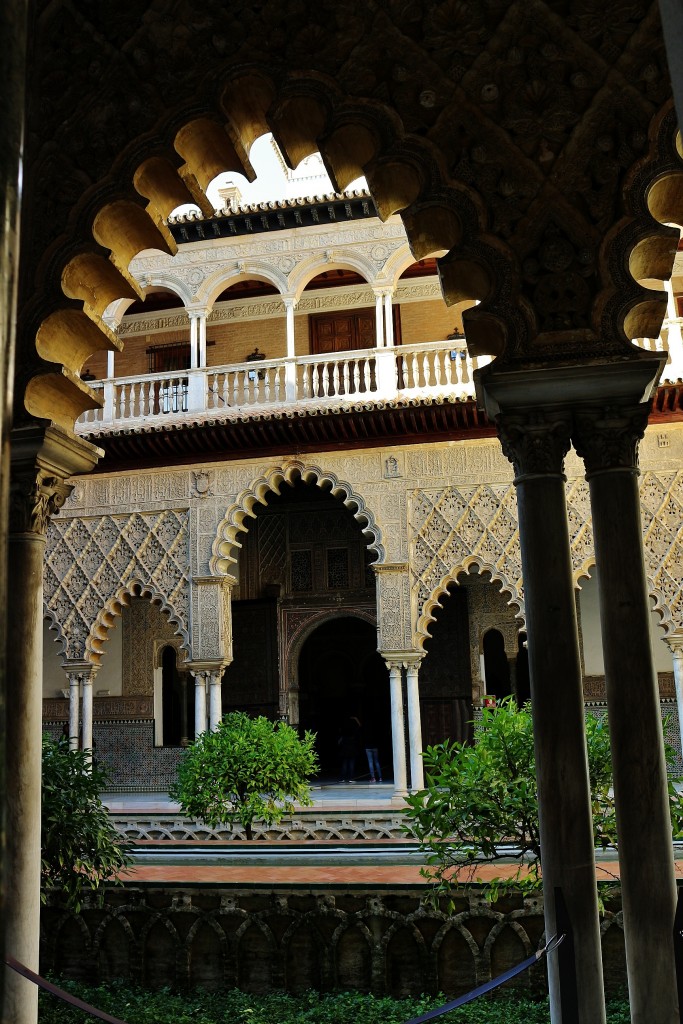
[[173, 133, 367, 217]]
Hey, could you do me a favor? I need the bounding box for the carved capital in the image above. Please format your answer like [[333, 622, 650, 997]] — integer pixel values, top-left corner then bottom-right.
[[9, 467, 72, 536], [497, 411, 572, 481], [9, 424, 101, 537], [573, 404, 649, 476]]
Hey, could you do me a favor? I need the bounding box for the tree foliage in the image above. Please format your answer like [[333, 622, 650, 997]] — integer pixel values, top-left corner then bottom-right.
[[41, 735, 131, 911], [405, 698, 683, 900], [171, 712, 319, 839]]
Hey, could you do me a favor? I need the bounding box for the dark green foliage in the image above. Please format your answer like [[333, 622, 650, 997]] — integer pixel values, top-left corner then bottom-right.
[[36, 981, 632, 1024], [170, 712, 319, 839], [41, 735, 131, 911], [404, 699, 683, 901]]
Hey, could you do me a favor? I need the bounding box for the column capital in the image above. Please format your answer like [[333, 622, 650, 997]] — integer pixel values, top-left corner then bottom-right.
[[664, 632, 683, 656], [9, 424, 101, 536], [572, 403, 650, 476], [497, 410, 572, 482]]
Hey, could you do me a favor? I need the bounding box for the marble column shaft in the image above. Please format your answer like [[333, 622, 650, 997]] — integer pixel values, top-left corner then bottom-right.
[[575, 406, 678, 1024], [387, 662, 408, 797], [499, 411, 605, 1024], [405, 660, 424, 792]]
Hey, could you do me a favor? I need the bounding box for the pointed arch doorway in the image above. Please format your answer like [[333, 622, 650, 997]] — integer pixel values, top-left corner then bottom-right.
[[297, 616, 390, 782]]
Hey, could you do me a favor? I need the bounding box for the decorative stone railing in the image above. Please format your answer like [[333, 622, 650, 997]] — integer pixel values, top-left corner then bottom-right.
[[75, 323, 683, 434], [75, 340, 491, 432]]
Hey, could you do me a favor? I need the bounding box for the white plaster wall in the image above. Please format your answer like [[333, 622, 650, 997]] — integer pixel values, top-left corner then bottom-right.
[[578, 572, 672, 676]]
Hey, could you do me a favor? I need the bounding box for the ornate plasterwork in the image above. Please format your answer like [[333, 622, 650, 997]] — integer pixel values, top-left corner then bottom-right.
[[375, 564, 412, 653], [123, 599, 183, 696], [44, 510, 190, 663]]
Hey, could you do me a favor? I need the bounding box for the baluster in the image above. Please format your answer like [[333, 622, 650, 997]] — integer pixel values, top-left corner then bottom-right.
[[353, 359, 362, 393], [264, 368, 271, 402], [274, 365, 283, 402], [332, 362, 341, 396], [232, 371, 240, 406], [409, 352, 419, 388], [342, 359, 351, 395], [435, 350, 445, 386], [321, 363, 330, 398], [422, 352, 432, 387]]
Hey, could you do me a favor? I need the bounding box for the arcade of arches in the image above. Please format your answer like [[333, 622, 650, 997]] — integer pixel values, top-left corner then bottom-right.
[[5, 3, 683, 1024]]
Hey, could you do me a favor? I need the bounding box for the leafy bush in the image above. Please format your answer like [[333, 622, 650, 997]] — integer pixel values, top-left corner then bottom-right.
[[171, 712, 318, 839], [404, 698, 683, 900], [41, 735, 131, 911], [37, 980, 632, 1024]]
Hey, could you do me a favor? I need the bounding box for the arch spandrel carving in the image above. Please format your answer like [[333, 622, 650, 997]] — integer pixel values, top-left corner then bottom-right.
[[209, 462, 385, 575], [44, 510, 191, 663]]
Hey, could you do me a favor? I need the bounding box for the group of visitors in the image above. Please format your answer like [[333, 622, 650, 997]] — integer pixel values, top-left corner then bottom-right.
[[337, 714, 383, 784]]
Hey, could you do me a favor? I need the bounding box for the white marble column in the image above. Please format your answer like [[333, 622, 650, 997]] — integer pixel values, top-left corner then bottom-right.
[[374, 291, 385, 347], [383, 291, 394, 347], [67, 671, 80, 750], [666, 633, 683, 760], [106, 350, 115, 378], [198, 311, 207, 367], [405, 658, 424, 792], [284, 297, 298, 402], [81, 672, 94, 760], [194, 671, 208, 738], [387, 660, 408, 797], [189, 311, 199, 368], [209, 670, 223, 730]]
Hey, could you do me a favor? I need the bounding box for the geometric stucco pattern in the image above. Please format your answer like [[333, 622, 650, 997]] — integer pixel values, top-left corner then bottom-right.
[[639, 470, 683, 633], [44, 511, 190, 663], [411, 473, 683, 646], [410, 483, 522, 646]]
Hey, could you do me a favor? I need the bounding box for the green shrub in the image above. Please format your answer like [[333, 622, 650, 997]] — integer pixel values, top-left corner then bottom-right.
[[37, 981, 632, 1024]]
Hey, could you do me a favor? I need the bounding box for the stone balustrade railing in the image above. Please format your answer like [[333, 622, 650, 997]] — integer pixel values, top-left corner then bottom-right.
[[75, 323, 683, 434], [75, 340, 491, 432]]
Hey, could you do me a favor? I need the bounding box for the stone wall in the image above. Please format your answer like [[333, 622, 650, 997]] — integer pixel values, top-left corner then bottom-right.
[[41, 886, 628, 998]]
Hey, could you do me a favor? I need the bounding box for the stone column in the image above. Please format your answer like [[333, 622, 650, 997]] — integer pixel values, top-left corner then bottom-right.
[[189, 311, 200, 368], [374, 290, 385, 347], [193, 671, 208, 738], [383, 291, 394, 347], [179, 675, 189, 746], [386, 660, 408, 797], [665, 633, 683, 763], [284, 297, 298, 402], [497, 410, 605, 1024], [5, 425, 99, 1024], [67, 671, 81, 750], [81, 670, 95, 759], [209, 670, 223, 731], [198, 311, 207, 367], [1, 6, 28, 1010], [405, 657, 424, 792], [574, 404, 678, 1024]]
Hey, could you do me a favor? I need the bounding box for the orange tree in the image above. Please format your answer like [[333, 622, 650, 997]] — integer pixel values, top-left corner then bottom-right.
[[171, 712, 318, 839]]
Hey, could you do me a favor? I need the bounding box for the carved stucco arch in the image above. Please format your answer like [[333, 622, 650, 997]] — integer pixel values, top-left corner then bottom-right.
[[22, 68, 506, 432], [210, 461, 385, 574], [574, 558, 677, 640], [415, 558, 523, 653], [88, 579, 190, 667], [197, 262, 290, 311], [383, 242, 448, 291], [289, 251, 379, 301]]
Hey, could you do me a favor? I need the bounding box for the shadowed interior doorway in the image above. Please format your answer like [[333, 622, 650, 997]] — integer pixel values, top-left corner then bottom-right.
[[297, 617, 390, 781]]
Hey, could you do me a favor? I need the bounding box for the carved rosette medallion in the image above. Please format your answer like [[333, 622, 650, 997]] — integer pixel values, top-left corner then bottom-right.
[[497, 412, 572, 481], [573, 405, 650, 476]]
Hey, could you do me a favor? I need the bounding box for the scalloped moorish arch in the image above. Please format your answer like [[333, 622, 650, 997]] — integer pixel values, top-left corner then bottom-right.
[[415, 558, 523, 652], [574, 560, 678, 640], [209, 461, 384, 574], [86, 579, 190, 667]]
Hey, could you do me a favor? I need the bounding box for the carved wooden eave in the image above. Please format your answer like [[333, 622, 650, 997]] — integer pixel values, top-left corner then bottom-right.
[[82, 396, 496, 472]]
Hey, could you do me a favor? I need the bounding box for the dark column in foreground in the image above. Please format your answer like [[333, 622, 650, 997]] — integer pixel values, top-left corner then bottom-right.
[[575, 404, 679, 1024]]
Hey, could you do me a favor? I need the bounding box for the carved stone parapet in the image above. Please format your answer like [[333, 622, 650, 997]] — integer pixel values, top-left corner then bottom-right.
[[9, 424, 102, 537], [573, 404, 650, 477], [496, 411, 572, 482]]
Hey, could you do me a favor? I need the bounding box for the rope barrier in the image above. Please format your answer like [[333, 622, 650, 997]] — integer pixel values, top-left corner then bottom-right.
[[5, 934, 563, 1024]]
